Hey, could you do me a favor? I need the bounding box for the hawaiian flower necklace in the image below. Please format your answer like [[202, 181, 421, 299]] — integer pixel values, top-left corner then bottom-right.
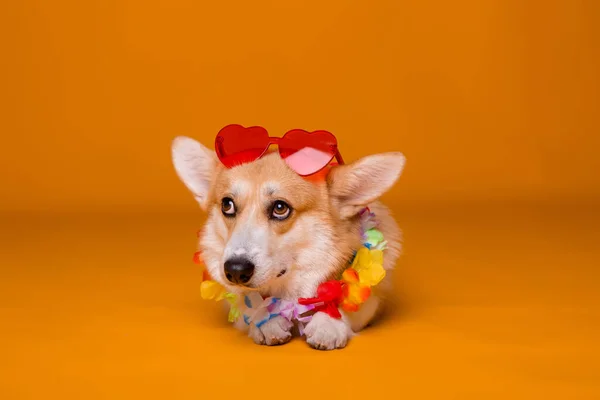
[[193, 208, 387, 333]]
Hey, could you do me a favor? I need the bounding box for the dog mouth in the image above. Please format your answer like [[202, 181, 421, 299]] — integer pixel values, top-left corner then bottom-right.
[[276, 269, 287, 278], [226, 268, 288, 291]]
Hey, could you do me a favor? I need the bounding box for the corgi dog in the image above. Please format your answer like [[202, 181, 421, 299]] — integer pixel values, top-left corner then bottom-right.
[[171, 131, 405, 350]]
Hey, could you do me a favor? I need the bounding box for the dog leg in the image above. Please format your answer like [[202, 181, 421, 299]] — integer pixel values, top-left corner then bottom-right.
[[304, 312, 354, 350], [248, 316, 294, 346], [346, 295, 382, 332], [232, 314, 249, 332]]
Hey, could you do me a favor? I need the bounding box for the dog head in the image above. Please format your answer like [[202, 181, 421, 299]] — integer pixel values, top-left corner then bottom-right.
[[172, 136, 405, 298]]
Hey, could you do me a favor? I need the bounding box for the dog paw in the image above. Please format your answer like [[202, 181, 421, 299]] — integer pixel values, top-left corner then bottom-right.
[[304, 312, 353, 350], [248, 316, 293, 346]]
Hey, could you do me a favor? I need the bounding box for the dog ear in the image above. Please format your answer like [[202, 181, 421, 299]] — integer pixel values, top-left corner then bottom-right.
[[172, 136, 218, 209], [327, 152, 406, 218]]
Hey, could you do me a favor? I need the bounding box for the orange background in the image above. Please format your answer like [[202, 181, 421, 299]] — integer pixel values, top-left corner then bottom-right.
[[1, 0, 599, 211], [1, 1, 599, 399]]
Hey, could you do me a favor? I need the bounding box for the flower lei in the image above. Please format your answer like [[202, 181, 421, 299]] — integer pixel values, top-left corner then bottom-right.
[[193, 208, 386, 331]]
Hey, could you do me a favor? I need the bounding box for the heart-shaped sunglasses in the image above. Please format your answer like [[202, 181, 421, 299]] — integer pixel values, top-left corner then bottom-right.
[[215, 124, 345, 176]]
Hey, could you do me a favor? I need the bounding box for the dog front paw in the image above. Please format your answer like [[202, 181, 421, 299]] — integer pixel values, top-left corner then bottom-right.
[[304, 312, 353, 350], [248, 316, 293, 346]]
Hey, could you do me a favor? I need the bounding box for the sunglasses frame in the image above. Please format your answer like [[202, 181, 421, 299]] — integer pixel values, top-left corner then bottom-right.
[[215, 126, 345, 177]]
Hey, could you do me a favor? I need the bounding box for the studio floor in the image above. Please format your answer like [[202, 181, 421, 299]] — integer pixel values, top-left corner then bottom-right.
[[1, 204, 599, 399]]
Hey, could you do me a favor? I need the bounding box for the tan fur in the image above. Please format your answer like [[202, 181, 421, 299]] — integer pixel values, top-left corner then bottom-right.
[[172, 137, 405, 350]]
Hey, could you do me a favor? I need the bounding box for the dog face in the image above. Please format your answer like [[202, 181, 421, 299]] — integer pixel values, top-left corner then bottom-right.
[[172, 137, 405, 298]]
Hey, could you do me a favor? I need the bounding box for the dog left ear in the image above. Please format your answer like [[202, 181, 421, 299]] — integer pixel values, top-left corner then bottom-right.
[[327, 152, 406, 218], [171, 136, 219, 210]]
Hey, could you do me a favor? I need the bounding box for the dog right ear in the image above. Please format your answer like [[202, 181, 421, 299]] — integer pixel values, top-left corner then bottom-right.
[[171, 136, 218, 210], [327, 152, 406, 218]]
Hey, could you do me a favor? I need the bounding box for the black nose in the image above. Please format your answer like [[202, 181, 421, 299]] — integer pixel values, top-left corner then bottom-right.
[[224, 257, 255, 285]]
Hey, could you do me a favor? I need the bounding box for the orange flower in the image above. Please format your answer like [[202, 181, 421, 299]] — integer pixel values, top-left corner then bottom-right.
[[339, 247, 386, 312]]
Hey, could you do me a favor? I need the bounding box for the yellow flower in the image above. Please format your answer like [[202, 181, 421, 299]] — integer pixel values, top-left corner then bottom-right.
[[199, 268, 240, 322], [339, 247, 386, 312], [350, 247, 386, 286], [200, 279, 227, 301], [195, 252, 240, 322]]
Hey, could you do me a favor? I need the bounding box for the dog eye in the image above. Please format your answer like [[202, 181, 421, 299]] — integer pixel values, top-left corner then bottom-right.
[[221, 197, 236, 217], [271, 200, 291, 220]]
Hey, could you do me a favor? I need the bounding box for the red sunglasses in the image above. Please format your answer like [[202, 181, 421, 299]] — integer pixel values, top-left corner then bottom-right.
[[215, 124, 345, 176]]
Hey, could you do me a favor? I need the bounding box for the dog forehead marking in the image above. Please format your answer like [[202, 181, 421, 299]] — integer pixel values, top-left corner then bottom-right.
[[230, 180, 251, 197], [262, 181, 280, 196]]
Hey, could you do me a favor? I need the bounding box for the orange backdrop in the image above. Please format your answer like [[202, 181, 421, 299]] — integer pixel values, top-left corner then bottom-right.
[[2, 2, 600, 399], [1, 0, 598, 212]]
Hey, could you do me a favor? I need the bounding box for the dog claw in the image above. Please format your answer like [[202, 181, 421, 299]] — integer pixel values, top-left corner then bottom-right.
[[248, 316, 293, 346], [304, 312, 353, 350], [266, 333, 292, 346], [308, 340, 346, 351]]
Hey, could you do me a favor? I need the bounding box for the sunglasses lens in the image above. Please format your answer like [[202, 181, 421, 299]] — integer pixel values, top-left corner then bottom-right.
[[279, 130, 338, 176], [215, 125, 270, 168]]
